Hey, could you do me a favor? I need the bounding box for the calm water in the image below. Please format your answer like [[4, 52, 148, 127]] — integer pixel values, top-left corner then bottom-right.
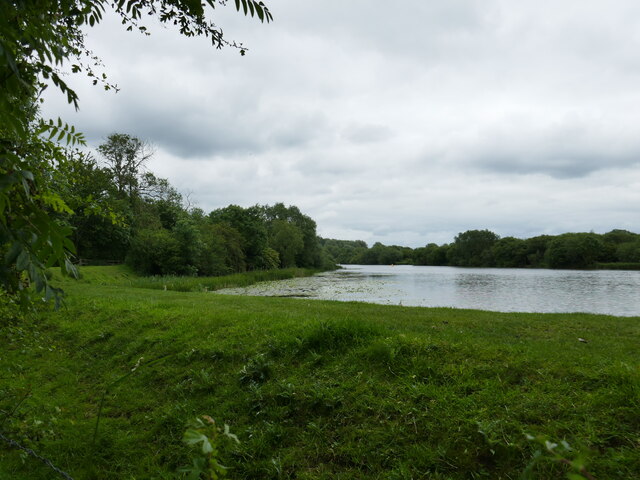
[[216, 265, 640, 317]]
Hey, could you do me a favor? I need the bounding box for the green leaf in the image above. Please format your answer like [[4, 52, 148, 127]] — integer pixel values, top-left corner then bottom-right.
[[201, 436, 213, 454], [16, 251, 30, 271], [44, 285, 55, 301], [183, 429, 208, 446], [5, 242, 23, 264], [223, 424, 240, 444]]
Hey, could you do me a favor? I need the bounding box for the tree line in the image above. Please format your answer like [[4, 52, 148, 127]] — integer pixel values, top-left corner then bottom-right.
[[321, 229, 640, 270], [17, 127, 640, 284], [56, 133, 332, 276]]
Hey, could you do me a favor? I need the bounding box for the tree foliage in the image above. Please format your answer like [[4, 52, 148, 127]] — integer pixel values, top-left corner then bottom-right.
[[125, 200, 325, 276], [544, 233, 604, 269], [447, 229, 499, 267], [270, 219, 304, 268], [97, 133, 153, 200], [323, 229, 640, 270]]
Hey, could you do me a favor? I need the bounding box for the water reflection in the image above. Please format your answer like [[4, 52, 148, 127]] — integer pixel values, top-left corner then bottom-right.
[[215, 265, 640, 317]]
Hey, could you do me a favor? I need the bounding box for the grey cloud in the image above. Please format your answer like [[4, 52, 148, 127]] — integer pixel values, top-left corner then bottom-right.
[[64, 83, 333, 158], [501, 146, 636, 178], [476, 153, 638, 179], [341, 124, 393, 144], [278, 0, 490, 59], [452, 118, 640, 178]]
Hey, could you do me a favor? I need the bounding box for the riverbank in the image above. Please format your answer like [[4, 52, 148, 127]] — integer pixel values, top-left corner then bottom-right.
[[1, 267, 638, 479]]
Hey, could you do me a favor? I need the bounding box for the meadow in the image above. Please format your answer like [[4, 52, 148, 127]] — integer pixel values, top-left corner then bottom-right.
[[1, 266, 638, 479]]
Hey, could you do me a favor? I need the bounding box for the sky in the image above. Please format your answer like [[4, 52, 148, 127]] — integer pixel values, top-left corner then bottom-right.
[[45, 0, 640, 247]]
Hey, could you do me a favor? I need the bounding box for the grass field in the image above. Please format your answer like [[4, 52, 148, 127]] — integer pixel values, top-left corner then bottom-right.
[[1, 266, 638, 479]]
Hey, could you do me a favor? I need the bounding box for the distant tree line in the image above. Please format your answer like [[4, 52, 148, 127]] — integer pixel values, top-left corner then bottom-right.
[[321, 229, 640, 270], [56, 133, 639, 274], [57, 133, 332, 276]]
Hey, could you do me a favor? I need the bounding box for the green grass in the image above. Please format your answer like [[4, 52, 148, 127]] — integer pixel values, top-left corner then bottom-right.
[[1, 267, 639, 479]]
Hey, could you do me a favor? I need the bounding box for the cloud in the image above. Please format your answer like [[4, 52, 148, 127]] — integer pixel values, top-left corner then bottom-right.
[[341, 124, 394, 144], [42, 1, 640, 247], [453, 117, 640, 178]]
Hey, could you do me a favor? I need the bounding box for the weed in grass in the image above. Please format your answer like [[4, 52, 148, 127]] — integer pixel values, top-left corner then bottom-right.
[[522, 434, 595, 480], [179, 415, 239, 480], [239, 354, 272, 387]]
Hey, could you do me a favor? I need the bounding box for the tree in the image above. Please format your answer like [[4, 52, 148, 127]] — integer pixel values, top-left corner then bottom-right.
[[270, 219, 304, 268], [126, 228, 182, 275], [172, 216, 202, 275], [447, 229, 499, 267], [414, 243, 449, 266], [319, 238, 368, 264], [53, 150, 131, 261], [209, 205, 268, 270], [616, 240, 640, 263], [0, 0, 273, 306], [97, 133, 153, 201], [492, 237, 528, 268], [523, 235, 552, 268], [198, 223, 247, 275], [602, 229, 638, 245], [263, 203, 322, 267], [356, 242, 404, 265], [544, 233, 603, 269], [0, 127, 80, 307]]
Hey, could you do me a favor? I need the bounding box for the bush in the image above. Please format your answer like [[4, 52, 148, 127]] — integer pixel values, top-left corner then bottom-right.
[[126, 228, 183, 275]]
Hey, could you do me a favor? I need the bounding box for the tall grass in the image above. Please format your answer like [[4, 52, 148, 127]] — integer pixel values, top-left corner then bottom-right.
[[53, 265, 321, 292], [128, 268, 321, 292]]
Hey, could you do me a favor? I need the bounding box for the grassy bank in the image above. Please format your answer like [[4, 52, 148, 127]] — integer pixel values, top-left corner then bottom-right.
[[1, 267, 639, 479]]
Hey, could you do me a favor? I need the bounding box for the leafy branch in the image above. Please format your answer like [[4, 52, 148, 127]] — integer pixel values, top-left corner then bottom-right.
[[522, 434, 596, 480], [179, 416, 240, 480]]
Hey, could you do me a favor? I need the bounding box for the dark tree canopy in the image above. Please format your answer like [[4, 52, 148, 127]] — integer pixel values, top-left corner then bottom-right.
[[323, 228, 639, 270], [447, 229, 499, 267]]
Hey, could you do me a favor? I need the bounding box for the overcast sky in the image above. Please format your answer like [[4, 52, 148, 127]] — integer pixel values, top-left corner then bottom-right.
[[45, 0, 640, 247]]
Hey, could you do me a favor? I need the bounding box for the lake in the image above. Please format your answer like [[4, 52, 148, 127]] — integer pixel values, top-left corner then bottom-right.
[[216, 264, 640, 317]]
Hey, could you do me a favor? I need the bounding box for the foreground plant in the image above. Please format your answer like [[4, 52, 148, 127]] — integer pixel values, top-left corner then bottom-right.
[[179, 416, 239, 480], [522, 434, 595, 480]]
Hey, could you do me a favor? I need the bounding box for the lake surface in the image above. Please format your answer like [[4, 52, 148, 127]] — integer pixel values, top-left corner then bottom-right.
[[216, 265, 640, 317]]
